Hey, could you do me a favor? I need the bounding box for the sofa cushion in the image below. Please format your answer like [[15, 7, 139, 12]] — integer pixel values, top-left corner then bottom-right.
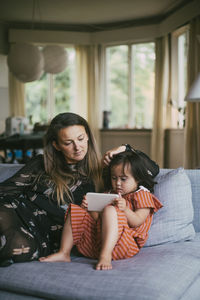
[[1, 236, 200, 300], [0, 164, 24, 183], [145, 167, 195, 246], [185, 169, 200, 233]]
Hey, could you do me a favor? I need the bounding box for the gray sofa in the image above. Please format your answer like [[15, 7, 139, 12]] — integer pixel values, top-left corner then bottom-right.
[[0, 163, 200, 300]]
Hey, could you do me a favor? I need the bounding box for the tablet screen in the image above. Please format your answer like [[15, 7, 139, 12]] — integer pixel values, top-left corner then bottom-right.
[[86, 192, 119, 211]]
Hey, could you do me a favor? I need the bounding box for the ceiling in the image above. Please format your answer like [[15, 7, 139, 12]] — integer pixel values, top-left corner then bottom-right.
[[0, 0, 192, 32]]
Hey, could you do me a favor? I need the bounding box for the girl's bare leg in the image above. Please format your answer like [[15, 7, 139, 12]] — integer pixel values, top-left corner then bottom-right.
[[39, 212, 73, 262], [96, 206, 118, 270]]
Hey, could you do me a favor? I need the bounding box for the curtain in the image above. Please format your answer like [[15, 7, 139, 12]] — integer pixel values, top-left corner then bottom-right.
[[9, 72, 25, 116], [75, 45, 104, 148], [151, 35, 171, 167], [184, 16, 200, 169], [87, 45, 104, 148], [75, 46, 88, 120]]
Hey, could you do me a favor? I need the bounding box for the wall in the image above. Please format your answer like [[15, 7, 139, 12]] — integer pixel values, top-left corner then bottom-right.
[[100, 129, 152, 157], [7, 0, 200, 45], [0, 23, 9, 55], [0, 24, 9, 134], [0, 54, 9, 134], [100, 129, 184, 169], [164, 129, 184, 169]]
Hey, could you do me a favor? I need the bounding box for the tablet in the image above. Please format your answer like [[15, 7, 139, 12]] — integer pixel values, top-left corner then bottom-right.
[[86, 192, 119, 212]]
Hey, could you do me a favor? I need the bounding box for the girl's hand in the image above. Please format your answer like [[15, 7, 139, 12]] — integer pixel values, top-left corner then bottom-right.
[[81, 196, 99, 220], [103, 145, 126, 166], [113, 194, 127, 211], [81, 195, 88, 210]]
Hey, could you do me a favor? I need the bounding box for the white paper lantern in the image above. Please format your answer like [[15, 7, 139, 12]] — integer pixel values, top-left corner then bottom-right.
[[7, 43, 44, 83], [42, 45, 68, 74]]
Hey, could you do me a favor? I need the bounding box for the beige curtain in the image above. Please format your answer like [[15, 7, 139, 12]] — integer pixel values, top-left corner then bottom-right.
[[151, 35, 171, 167], [9, 72, 25, 116], [75, 46, 88, 120], [184, 16, 200, 169], [75, 45, 104, 147]]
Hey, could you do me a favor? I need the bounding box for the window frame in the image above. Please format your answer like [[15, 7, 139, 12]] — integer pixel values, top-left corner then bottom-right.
[[171, 25, 189, 128], [103, 41, 156, 129]]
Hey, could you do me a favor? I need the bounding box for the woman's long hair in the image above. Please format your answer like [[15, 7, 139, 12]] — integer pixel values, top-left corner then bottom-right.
[[107, 151, 156, 193], [43, 112, 103, 204]]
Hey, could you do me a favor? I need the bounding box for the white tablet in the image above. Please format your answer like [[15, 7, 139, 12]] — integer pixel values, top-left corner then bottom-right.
[[86, 192, 119, 212]]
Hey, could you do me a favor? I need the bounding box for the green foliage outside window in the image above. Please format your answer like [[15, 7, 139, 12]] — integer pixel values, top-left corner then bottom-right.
[[54, 68, 72, 116], [25, 72, 48, 124], [133, 43, 155, 128], [107, 45, 128, 128], [25, 48, 75, 125], [107, 43, 155, 129]]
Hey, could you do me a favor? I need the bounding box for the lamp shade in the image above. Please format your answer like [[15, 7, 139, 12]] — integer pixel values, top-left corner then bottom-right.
[[7, 43, 44, 83], [185, 73, 200, 102], [42, 45, 68, 74]]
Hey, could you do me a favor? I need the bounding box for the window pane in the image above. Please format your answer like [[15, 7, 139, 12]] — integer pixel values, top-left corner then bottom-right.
[[106, 45, 128, 128], [178, 32, 187, 105], [25, 73, 48, 124], [177, 32, 187, 128], [132, 43, 155, 128], [54, 48, 76, 115], [106, 43, 155, 129]]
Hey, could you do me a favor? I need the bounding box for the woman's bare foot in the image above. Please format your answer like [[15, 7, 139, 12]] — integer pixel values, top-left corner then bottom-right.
[[96, 255, 112, 270], [39, 251, 71, 262]]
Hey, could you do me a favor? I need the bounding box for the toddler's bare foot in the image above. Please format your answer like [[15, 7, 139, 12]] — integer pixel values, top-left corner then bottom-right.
[[96, 255, 112, 270], [39, 252, 71, 262]]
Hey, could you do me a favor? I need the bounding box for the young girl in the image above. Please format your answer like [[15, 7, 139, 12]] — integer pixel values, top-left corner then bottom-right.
[[39, 150, 162, 270]]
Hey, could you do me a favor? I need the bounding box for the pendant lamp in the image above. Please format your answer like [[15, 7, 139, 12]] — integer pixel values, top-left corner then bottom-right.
[[7, 43, 44, 83], [42, 45, 68, 74]]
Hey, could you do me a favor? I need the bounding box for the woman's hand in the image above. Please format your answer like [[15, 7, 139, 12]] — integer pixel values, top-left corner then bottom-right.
[[81, 195, 88, 210], [113, 194, 127, 211], [102, 145, 126, 166]]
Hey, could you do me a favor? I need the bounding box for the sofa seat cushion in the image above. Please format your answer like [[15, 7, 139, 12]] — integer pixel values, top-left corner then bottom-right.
[[0, 235, 200, 300], [145, 167, 195, 247]]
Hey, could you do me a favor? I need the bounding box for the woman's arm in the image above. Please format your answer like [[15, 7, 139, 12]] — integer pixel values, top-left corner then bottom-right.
[[102, 145, 126, 166]]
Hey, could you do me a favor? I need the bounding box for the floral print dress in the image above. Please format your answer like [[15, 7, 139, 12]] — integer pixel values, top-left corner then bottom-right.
[[0, 155, 95, 265]]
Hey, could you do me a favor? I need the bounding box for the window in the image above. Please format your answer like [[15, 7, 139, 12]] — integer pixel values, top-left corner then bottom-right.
[[171, 26, 189, 128], [105, 42, 155, 129], [25, 47, 76, 125]]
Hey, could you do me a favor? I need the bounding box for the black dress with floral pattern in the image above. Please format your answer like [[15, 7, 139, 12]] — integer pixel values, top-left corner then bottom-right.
[[0, 155, 95, 265]]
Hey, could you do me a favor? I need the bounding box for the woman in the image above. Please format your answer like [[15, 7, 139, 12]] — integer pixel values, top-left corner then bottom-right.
[[0, 112, 159, 266]]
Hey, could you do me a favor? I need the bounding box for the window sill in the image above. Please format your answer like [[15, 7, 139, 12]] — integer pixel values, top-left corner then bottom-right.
[[100, 128, 152, 132]]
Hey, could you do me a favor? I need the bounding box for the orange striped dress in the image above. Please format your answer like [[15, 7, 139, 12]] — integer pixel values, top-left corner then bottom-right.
[[65, 187, 163, 260]]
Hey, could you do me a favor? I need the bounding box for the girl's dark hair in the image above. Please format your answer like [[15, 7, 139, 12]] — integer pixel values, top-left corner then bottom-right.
[[107, 151, 156, 193]]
